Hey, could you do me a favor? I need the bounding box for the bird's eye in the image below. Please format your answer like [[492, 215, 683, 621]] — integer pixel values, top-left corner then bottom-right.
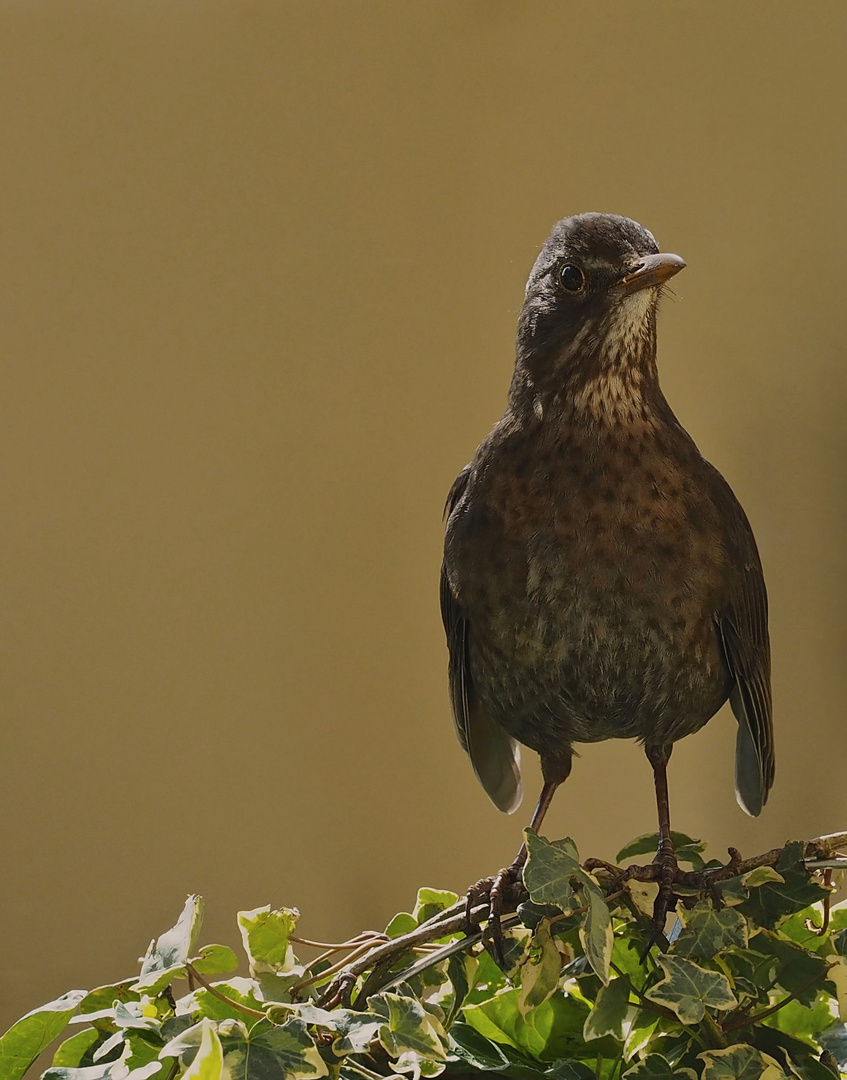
[[558, 264, 586, 293]]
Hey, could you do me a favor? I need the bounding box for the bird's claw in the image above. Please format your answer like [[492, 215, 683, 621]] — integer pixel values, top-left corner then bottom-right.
[[465, 875, 495, 932], [464, 863, 528, 966], [609, 851, 727, 957]]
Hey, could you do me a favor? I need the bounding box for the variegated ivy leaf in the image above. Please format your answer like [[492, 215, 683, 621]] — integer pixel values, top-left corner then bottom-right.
[[645, 955, 737, 1025], [133, 895, 204, 994], [743, 867, 785, 889], [518, 919, 562, 1017], [237, 904, 300, 974], [523, 831, 581, 910], [673, 902, 748, 959], [523, 830, 612, 983], [392, 1048, 448, 1078], [374, 992, 447, 1061], [827, 956, 847, 1021], [698, 1044, 787, 1080], [184, 1019, 224, 1080], [0, 989, 87, 1080], [622, 1053, 697, 1078], [583, 976, 630, 1042]]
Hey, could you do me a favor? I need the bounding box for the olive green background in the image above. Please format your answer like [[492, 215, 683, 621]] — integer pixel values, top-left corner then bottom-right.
[[1, 1, 845, 1034]]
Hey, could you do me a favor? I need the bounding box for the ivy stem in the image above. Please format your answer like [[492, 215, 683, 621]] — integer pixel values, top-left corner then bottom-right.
[[185, 962, 267, 1020], [722, 971, 825, 1032]]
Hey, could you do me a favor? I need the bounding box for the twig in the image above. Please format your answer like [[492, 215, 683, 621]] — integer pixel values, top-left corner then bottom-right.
[[723, 971, 826, 1032], [316, 832, 845, 1011], [704, 833, 847, 884], [185, 962, 267, 1020], [319, 902, 489, 1006], [291, 932, 388, 951]]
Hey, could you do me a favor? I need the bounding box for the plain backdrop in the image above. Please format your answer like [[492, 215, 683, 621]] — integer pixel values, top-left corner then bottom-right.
[[1, 1, 845, 1035]]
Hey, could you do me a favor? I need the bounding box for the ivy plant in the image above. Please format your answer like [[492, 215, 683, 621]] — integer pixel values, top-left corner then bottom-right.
[[4, 830, 847, 1080]]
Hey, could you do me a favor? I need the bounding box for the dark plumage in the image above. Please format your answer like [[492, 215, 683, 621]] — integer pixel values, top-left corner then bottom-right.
[[441, 213, 773, 932]]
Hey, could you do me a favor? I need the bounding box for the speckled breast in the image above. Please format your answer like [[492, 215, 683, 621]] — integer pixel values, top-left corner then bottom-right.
[[443, 422, 734, 753]]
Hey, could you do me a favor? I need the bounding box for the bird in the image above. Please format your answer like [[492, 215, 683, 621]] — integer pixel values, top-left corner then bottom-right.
[[440, 212, 773, 943]]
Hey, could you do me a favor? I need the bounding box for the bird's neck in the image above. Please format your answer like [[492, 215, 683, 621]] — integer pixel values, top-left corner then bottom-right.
[[509, 305, 668, 430]]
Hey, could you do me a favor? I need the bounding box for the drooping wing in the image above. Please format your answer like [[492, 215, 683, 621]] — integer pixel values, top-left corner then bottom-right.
[[440, 468, 522, 814], [713, 486, 774, 817]]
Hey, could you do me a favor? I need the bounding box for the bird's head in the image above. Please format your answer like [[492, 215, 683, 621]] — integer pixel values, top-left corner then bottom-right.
[[512, 213, 685, 423]]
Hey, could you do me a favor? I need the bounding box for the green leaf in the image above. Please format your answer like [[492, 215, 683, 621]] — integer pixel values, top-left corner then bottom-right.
[[698, 1044, 787, 1079], [447, 1023, 511, 1072], [192, 944, 239, 977], [330, 1018, 383, 1056], [583, 977, 630, 1042], [121, 1031, 164, 1072], [518, 901, 565, 931], [238, 905, 300, 974], [739, 845, 829, 929], [673, 903, 748, 959], [413, 888, 459, 925], [375, 992, 447, 1060], [76, 981, 139, 1017], [0, 989, 87, 1080], [463, 987, 591, 1063], [183, 1017, 224, 1079], [743, 867, 786, 889], [616, 833, 706, 871], [462, 987, 550, 1059], [645, 955, 737, 1024], [777, 911, 828, 953], [463, 947, 508, 1007], [133, 895, 204, 994], [386, 912, 418, 938], [519, 920, 562, 1017], [623, 1010, 660, 1061], [544, 1062, 595, 1080], [753, 932, 829, 1004], [622, 1054, 697, 1078], [580, 887, 613, 986], [249, 1018, 329, 1078], [52, 1027, 102, 1068], [720, 947, 779, 998], [613, 928, 652, 992], [530, 993, 601, 1064], [761, 991, 838, 1044], [191, 977, 268, 1022], [444, 952, 476, 1027]]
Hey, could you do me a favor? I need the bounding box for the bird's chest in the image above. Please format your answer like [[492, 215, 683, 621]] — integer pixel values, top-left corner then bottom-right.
[[448, 430, 727, 686]]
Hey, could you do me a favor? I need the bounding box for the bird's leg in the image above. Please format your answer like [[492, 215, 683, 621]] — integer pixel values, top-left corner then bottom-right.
[[645, 742, 677, 948], [469, 752, 572, 965]]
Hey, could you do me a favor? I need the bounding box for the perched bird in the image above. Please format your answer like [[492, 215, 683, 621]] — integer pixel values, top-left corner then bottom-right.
[[441, 213, 773, 937]]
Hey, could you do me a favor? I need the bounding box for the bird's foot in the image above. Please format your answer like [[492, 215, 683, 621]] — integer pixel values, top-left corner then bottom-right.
[[464, 862, 528, 966], [614, 852, 725, 956], [648, 844, 679, 952]]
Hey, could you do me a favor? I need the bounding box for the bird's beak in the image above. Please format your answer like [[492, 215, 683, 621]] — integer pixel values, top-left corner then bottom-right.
[[615, 252, 686, 294]]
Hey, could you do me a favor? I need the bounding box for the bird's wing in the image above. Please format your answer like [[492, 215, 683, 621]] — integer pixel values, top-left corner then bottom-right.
[[712, 478, 774, 817], [441, 468, 522, 814]]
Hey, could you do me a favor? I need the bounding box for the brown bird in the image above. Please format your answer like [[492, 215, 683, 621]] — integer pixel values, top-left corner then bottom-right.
[[441, 213, 773, 940]]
